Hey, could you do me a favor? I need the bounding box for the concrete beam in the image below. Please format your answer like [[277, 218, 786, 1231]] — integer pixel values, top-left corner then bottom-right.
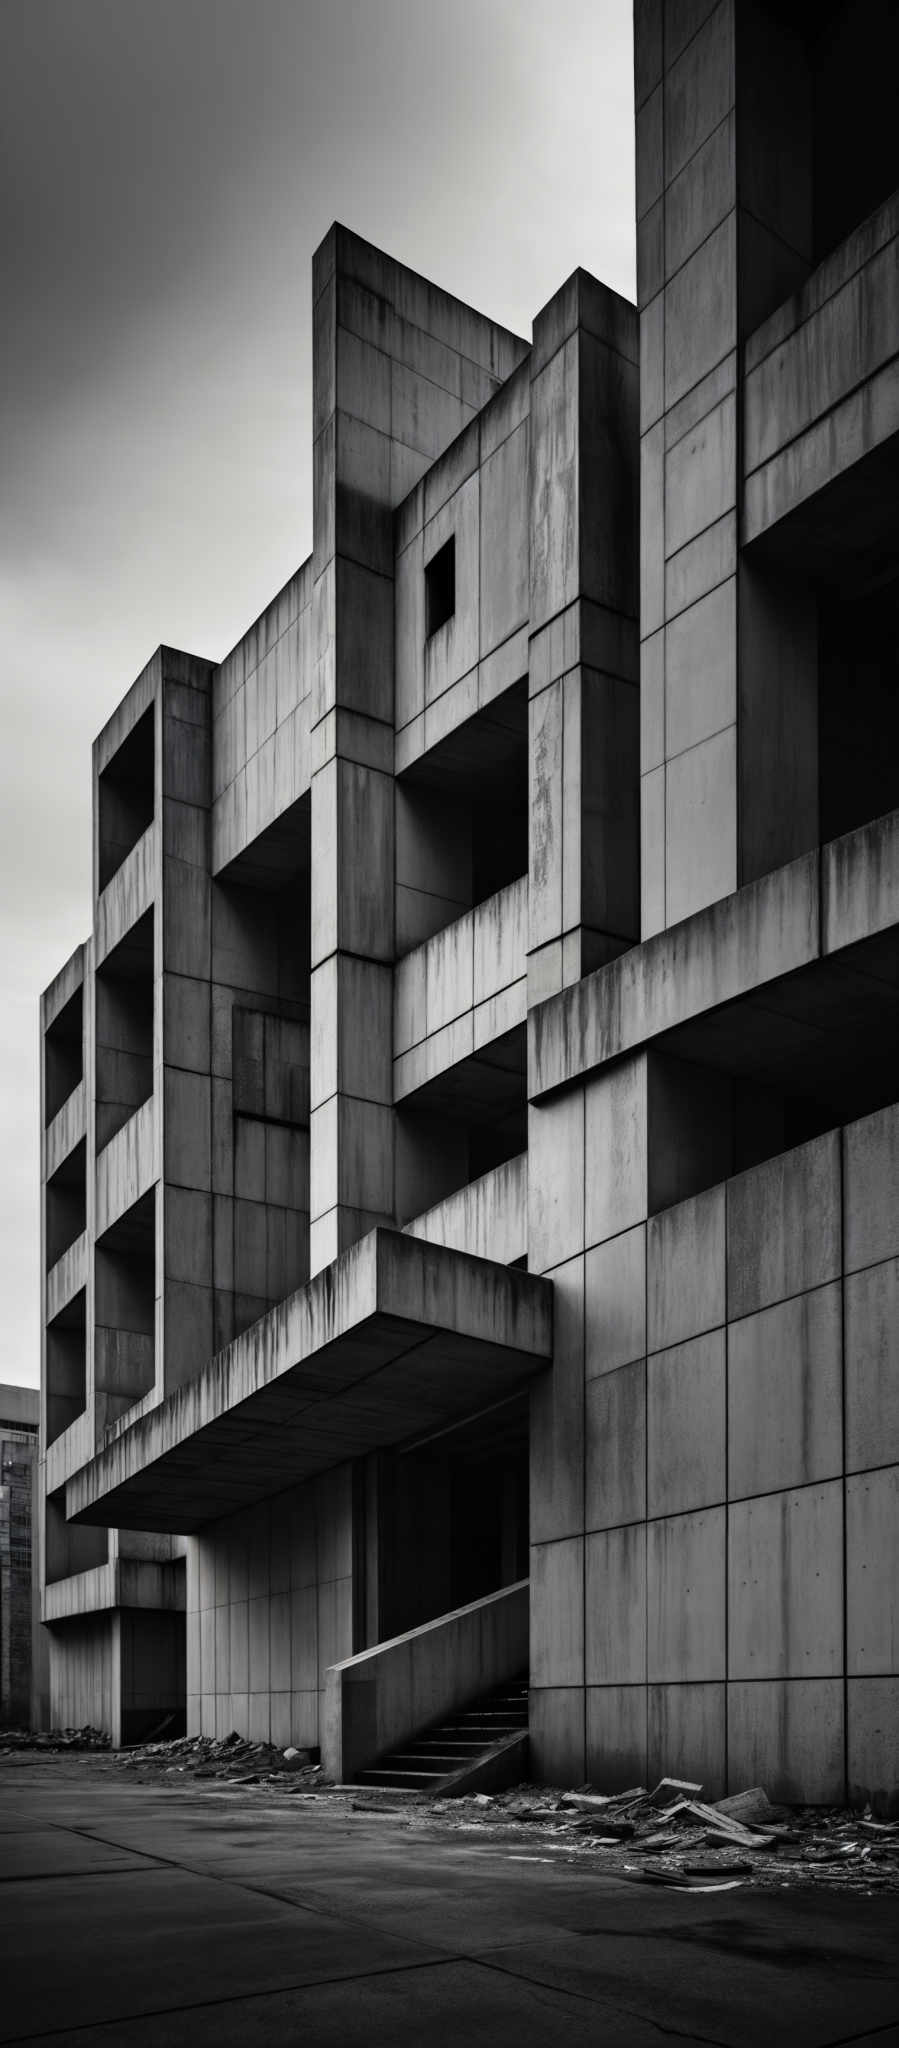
[[65, 1230, 552, 1534]]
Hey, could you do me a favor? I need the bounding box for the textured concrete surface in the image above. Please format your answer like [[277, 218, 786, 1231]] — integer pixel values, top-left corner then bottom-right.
[[2, 1751, 898, 2047]]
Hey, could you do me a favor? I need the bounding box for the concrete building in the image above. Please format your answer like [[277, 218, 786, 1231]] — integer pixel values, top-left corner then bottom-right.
[[40, 2, 898, 1804], [0, 1385, 45, 1728]]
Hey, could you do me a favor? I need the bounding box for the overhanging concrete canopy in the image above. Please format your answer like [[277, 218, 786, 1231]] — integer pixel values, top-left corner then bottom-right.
[[65, 1229, 552, 1534]]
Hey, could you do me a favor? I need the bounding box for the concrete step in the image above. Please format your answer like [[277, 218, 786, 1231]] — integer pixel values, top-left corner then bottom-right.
[[354, 1672, 529, 1797]]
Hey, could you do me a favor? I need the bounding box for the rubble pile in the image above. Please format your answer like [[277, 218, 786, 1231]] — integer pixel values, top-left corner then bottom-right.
[[114, 1730, 322, 1788], [426, 1779, 899, 1893], [0, 1726, 110, 1753]]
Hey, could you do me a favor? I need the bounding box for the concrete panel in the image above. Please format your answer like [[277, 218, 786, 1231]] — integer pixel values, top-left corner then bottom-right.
[[647, 1185, 724, 1353], [665, 110, 735, 276], [529, 335, 578, 631], [647, 1330, 725, 1518], [665, 398, 735, 561], [846, 1468, 899, 1676], [729, 1679, 845, 1807], [848, 1678, 899, 1817], [585, 1361, 645, 1532], [640, 422, 665, 636], [640, 630, 664, 775], [664, 1, 733, 184], [530, 1257, 584, 1543], [728, 1283, 843, 1499], [270, 1591, 290, 1692], [843, 1102, 899, 1276], [647, 1682, 725, 1802], [528, 678, 563, 950], [640, 766, 665, 939], [664, 214, 736, 411], [530, 1537, 584, 1688], [665, 510, 736, 622], [480, 421, 528, 657], [845, 1257, 899, 1474], [728, 1483, 844, 1681], [584, 1056, 647, 1250], [647, 1507, 725, 1682], [586, 1685, 648, 1792], [665, 724, 736, 926], [585, 1525, 646, 1685], [585, 1223, 646, 1378], [290, 1586, 318, 1691], [727, 1132, 841, 1320], [528, 1088, 584, 1273], [529, 1686, 585, 1784], [164, 1069, 211, 1193]]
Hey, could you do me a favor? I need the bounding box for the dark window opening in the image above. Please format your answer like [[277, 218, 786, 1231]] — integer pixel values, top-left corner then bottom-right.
[[378, 1393, 529, 1640], [44, 986, 83, 1126], [45, 1140, 87, 1272], [98, 705, 155, 892], [94, 1189, 156, 1427], [811, 0, 899, 267], [395, 1024, 527, 1225], [46, 1289, 87, 1446], [45, 1485, 108, 1585], [425, 537, 455, 638], [395, 679, 528, 956], [819, 575, 899, 846], [95, 911, 154, 1153]]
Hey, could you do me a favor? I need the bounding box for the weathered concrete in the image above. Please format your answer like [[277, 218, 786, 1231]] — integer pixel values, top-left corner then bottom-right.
[[65, 1231, 551, 1533], [39, 21, 899, 1800], [322, 1578, 528, 1780]]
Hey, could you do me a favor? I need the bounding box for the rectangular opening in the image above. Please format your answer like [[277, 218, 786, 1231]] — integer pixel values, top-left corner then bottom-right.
[[425, 536, 455, 638], [46, 1288, 87, 1446], [379, 1393, 529, 1639], [45, 1139, 86, 1273], [811, 2, 899, 265], [98, 705, 155, 891], [396, 679, 528, 954], [819, 576, 899, 845], [95, 1189, 156, 1427], [395, 1023, 527, 1223], [44, 986, 83, 1126], [95, 910, 154, 1153], [213, 793, 311, 1351], [45, 1485, 108, 1585]]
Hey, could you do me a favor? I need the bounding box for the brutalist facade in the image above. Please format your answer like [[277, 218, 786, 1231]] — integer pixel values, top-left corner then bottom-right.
[[40, 3, 898, 1805]]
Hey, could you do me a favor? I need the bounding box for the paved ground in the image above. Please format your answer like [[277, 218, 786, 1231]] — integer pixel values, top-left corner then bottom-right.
[[2, 1753, 898, 2047]]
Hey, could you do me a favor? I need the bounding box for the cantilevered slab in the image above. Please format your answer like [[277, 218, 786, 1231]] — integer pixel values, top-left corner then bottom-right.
[[66, 1229, 552, 1534]]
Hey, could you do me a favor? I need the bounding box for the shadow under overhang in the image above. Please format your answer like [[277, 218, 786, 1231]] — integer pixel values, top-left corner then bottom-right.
[[65, 1229, 552, 1535]]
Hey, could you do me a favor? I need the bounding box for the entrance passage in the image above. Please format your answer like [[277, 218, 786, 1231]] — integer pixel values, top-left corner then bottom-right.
[[377, 1393, 528, 1642]]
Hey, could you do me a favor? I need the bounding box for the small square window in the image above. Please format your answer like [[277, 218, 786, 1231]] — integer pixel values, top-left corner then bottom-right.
[[425, 536, 455, 637]]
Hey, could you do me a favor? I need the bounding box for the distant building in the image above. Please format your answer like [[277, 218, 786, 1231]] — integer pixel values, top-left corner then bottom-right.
[[0, 1385, 42, 1728], [40, 3, 899, 1802]]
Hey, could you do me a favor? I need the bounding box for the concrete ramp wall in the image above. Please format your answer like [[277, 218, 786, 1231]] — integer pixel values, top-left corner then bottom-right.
[[322, 1578, 528, 1782]]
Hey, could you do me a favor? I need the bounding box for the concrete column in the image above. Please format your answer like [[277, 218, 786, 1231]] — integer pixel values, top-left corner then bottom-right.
[[309, 231, 399, 1274], [308, 227, 526, 1272], [635, 0, 818, 932], [527, 273, 639, 1008]]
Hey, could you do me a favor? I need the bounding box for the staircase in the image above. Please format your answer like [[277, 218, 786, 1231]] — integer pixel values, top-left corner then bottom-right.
[[354, 1674, 529, 1794]]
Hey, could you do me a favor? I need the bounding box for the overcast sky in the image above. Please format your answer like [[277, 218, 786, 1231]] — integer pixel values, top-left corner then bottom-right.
[[1, 0, 634, 1389]]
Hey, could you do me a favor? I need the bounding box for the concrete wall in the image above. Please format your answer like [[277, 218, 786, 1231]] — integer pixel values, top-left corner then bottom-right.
[[322, 1578, 529, 1780], [529, 1079, 899, 1811], [186, 1463, 354, 1749]]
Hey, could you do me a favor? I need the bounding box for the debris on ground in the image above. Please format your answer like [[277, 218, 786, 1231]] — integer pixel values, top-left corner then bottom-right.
[[0, 1725, 110, 1752], [37, 1735, 894, 1896], [111, 1730, 322, 1788]]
